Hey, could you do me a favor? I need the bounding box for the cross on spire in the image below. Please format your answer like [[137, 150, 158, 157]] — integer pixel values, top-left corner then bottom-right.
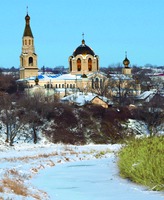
[[82, 33, 84, 40], [125, 51, 127, 58], [26, 6, 28, 14]]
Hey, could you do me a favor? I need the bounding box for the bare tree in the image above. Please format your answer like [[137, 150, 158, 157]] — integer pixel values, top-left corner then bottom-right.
[[0, 93, 24, 145], [108, 75, 136, 106]]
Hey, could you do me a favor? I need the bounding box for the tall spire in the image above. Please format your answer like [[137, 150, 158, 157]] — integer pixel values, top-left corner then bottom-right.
[[26, 6, 28, 14], [82, 33, 85, 45], [125, 51, 127, 58], [23, 8, 33, 38], [82, 33, 84, 40]]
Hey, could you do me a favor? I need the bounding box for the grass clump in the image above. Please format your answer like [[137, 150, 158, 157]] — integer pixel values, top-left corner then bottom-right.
[[118, 136, 164, 191], [2, 177, 28, 196]]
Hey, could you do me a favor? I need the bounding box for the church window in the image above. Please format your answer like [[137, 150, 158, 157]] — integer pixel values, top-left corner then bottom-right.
[[97, 59, 99, 71], [62, 84, 64, 88], [77, 58, 81, 71], [59, 84, 61, 88], [70, 84, 72, 88], [21, 58, 23, 66], [56, 84, 58, 88], [95, 78, 99, 88], [70, 59, 72, 71], [29, 40, 31, 45], [29, 57, 33, 66], [88, 58, 92, 71], [100, 79, 103, 88], [25, 40, 27, 45], [92, 79, 94, 89]]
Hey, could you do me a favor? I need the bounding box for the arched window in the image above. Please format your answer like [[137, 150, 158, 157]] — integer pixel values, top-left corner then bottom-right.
[[25, 40, 27, 45], [70, 59, 72, 72], [100, 79, 103, 88], [88, 58, 92, 71], [29, 57, 33, 66], [95, 78, 99, 88], [97, 59, 99, 71], [77, 58, 81, 71], [92, 79, 94, 89], [29, 40, 31, 45]]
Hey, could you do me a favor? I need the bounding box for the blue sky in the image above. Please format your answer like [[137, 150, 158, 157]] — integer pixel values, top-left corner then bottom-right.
[[0, 0, 164, 68]]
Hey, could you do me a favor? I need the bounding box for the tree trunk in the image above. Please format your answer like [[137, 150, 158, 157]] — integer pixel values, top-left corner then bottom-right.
[[33, 127, 37, 144]]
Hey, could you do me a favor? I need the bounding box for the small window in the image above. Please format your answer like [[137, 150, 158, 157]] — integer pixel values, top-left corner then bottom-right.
[[29, 57, 33, 66], [77, 58, 81, 71], [88, 58, 92, 71]]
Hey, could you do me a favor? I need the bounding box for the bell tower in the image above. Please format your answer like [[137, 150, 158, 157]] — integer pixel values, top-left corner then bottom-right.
[[20, 9, 38, 79], [122, 51, 132, 77]]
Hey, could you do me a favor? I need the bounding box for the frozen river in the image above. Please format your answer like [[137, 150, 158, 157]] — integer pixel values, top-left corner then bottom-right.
[[32, 155, 164, 200]]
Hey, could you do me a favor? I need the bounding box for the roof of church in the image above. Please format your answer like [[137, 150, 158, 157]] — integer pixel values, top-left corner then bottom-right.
[[73, 39, 95, 57], [23, 14, 33, 38]]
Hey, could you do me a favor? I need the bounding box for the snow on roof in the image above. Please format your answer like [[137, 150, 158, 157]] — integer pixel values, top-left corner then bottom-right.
[[109, 74, 132, 80], [61, 92, 113, 106], [135, 91, 156, 101]]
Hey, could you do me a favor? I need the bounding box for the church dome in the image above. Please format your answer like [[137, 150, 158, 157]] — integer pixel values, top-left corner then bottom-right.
[[73, 39, 95, 57], [123, 57, 130, 66]]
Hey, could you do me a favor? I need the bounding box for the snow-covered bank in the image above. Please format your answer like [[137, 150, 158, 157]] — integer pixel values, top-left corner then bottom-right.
[[33, 157, 164, 200], [0, 143, 121, 199], [0, 143, 163, 199]]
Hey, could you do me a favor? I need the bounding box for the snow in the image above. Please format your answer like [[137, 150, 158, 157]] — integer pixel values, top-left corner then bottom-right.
[[135, 91, 155, 101], [33, 157, 164, 200], [61, 92, 113, 106], [127, 119, 149, 135], [0, 142, 163, 199]]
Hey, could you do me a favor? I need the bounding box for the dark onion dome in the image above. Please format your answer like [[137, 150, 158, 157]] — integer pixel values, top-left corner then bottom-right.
[[23, 14, 33, 38], [81, 74, 87, 78], [73, 39, 95, 57], [123, 57, 130, 67]]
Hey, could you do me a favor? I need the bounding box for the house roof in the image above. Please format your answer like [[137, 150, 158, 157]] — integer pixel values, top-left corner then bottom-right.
[[61, 92, 113, 106]]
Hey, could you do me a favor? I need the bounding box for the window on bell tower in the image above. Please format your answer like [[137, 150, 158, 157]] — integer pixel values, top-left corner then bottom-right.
[[29, 57, 33, 66]]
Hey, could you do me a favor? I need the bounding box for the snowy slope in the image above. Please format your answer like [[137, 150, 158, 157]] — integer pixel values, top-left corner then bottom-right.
[[0, 143, 163, 199]]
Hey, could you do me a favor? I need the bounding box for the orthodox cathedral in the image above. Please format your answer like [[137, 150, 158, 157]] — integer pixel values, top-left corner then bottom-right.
[[19, 12, 140, 98]]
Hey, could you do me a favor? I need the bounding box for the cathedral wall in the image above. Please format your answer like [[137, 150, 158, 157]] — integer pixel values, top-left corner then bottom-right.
[[70, 55, 99, 75]]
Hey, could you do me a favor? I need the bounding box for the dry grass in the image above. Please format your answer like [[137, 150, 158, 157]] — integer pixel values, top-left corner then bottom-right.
[[1, 152, 59, 162], [47, 160, 55, 167], [2, 177, 28, 196], [0, 185, 4, 193]]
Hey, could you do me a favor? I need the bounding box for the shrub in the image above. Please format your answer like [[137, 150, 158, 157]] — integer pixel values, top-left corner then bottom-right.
[[118, 136, 164, 191]]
